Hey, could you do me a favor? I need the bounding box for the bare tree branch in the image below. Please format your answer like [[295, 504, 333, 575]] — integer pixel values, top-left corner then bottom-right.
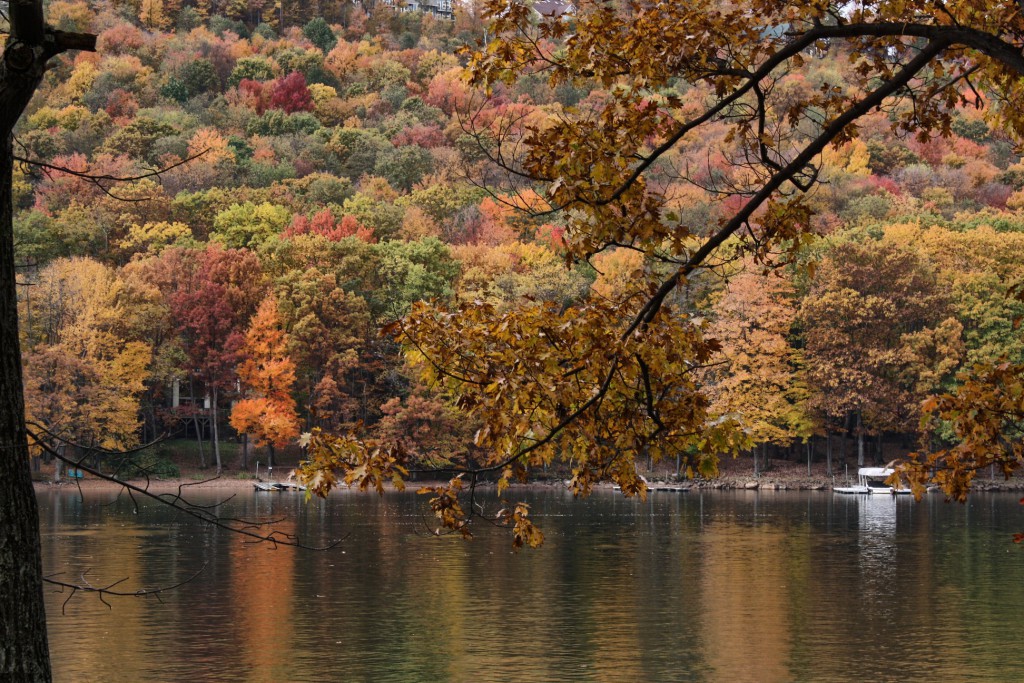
[[625, 38, 951, 338], [14, 150, 209, 201], [45, 564, 209, 614], [28, 424, 343, 551]]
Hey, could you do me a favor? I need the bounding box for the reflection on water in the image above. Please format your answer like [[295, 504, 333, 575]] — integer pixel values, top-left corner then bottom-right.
[[858, 494, 900, 575], [37, 488, 1024, 682]]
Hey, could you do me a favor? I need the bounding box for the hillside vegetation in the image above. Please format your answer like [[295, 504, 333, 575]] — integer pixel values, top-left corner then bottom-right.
[[15, 1, 1024, 483]]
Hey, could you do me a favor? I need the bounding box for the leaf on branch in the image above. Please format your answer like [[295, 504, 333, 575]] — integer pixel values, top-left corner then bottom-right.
[[499, 502, 544, 550], [418, 476, 472, 539]]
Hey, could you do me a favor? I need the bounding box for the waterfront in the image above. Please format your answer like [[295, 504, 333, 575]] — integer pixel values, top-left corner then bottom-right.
[[39, 488, 1024, 682]]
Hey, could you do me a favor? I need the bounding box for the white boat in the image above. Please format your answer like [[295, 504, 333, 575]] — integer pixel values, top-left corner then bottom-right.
[[834, 467, 912, 495]]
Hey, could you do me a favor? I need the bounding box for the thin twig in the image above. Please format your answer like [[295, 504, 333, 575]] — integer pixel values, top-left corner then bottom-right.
[[45, 564, 209, 615], [29, 429, 340, 551]]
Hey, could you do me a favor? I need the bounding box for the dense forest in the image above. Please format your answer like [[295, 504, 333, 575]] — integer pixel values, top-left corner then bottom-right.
[[13, 0, 1024, 483]]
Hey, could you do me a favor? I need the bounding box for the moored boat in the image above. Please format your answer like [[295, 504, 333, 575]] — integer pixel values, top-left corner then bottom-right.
[[253, 481, 306, 492], [834, 467, 912, 495]]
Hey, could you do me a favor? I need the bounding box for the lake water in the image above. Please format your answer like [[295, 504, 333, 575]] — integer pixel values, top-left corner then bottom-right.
[[37, 487, 1024, 682]]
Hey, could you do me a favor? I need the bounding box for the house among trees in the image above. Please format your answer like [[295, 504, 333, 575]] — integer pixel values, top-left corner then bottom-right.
[[533, 1, 574, 18], [384, 0, 455, 20]]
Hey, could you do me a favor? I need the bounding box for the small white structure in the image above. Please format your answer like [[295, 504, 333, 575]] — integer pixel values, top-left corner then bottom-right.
[[384, 0, 455, 20], [253, 463, 306, 492], [834, 467, 912, 495]]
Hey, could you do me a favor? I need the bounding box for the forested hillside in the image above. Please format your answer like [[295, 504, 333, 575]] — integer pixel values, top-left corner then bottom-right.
[[14, 0, 1024, 480]]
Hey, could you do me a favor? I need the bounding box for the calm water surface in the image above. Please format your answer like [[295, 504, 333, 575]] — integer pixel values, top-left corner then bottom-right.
[[38, 488, 1024, 682]]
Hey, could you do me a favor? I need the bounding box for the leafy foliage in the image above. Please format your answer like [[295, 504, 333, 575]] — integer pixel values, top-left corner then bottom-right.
[[21, 258, 153, 451], [903, 362, 1024, 503], [229, 296, 300, 451]]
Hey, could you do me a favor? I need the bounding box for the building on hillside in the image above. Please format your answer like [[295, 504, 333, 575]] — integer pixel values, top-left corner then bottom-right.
[[533, 1, 574, 18], [381, 0, 572, 22], [384, 0, 455, 20]]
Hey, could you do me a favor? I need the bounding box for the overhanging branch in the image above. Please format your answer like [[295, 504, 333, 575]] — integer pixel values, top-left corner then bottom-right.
[[28, 425, 342, 551], [624, 38, 951, 337]]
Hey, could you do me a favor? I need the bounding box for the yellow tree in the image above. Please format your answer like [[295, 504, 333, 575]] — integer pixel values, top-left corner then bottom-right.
[[21, 258, 152, 457], [230, 296, 299, 468], [138, 0, 168, 30], [705, 266, 812, 476]]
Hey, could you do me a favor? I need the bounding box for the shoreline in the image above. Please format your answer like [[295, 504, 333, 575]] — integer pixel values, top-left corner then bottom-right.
[[32, 474, 1024, 495]]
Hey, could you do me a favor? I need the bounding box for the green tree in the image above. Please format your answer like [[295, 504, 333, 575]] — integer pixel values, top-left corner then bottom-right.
[[303, 17, 337, 52], [366, 238, 459, 322], [210, 201, 291, 249], [228, 56, 278, 87], [178, 58, 219, 97], [99, 117, 179, 163], [373, 144, 434, 191]]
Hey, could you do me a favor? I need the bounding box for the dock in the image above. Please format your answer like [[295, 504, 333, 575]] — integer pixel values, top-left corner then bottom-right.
[[253, 481, 306, 492], [647, 483, 691, 492], [612, 483, 691, 493]]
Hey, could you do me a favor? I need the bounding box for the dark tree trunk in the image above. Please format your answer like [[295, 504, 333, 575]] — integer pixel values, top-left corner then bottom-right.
[[839, 413, 849, 467], [0, 5, 94, 677], [0, 36, 53, 683], [0, 135, 51, 677], [856, 412, 865, 468], [826, 431, 833, 477]]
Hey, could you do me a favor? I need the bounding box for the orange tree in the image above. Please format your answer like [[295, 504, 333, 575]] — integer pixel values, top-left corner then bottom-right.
[[301, 0, 1024, 540], [229, 296, 300, 468]]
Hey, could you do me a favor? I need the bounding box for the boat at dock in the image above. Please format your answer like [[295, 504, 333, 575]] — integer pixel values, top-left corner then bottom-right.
[[834, 467, 912, 495], [253, 481, 306, 492], [252, 463, 306, 492], [611, 477, 691, 493]]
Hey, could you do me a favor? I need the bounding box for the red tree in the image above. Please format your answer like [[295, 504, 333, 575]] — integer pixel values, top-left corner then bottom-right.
[[283, 210, 376, 242], [238, 78, 271, 114], [270, 72, 314, 114], [170, 244, 265, 473]]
